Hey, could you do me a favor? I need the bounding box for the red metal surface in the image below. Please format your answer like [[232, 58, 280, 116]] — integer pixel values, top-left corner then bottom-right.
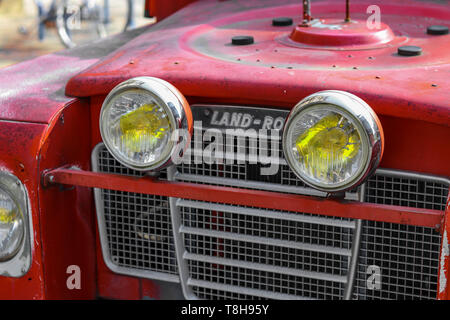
[[0, 26, 150, 124], [0, 0, 447, 300], [43, 168, 443, 229], [0, 53, 95, 124], [288, 19, 397, 49], [89, 95, 450, 178], [96, 242, 141, 300], [66, 0, 450, 127], [37, 100, 97, 299], [0, 122, 47, 299], [0, 28, 159, 299], [146, 0, 197, 21], [438, 189, 450, 300]]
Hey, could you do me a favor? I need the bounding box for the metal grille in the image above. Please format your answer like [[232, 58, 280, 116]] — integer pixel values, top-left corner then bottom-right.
[[175, 124, 356, 199], [193, 286, 263, 300], [353, 171, 446, 300], [178, 200, 354, 300], [93, 144, 179, 281], [354, 221, 441, 300], [92, 105, 449, 299], [365, 172, 448, 211], [177, 131, 312, 190]]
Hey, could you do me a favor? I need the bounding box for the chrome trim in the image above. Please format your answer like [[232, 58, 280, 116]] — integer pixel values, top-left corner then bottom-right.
[[179, 226, 352, 256], [176, 171, 326, 197], [167, 165, 198, 299], [344, 184, 365, 300], [91, 143, 180, 283], [177, 172, 361, 200], [0, 171, 32, 278], [344, 219, 362, 300], [375, 168, 450, 186], [100, 76, 192, 172], [184, 252, 348, 283], [176, 199, 356, 229], [282, 90, 384, 192]]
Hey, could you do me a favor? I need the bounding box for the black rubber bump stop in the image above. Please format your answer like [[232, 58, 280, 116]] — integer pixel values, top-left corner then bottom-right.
[[398, 45, 422, 56], [272, 17, 293, 27], [231, 36, 254, 45], [427, 25, 449, 35]]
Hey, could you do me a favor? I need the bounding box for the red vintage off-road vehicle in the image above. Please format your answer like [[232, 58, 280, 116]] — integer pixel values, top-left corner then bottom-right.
[[0, 0, 448, 300]]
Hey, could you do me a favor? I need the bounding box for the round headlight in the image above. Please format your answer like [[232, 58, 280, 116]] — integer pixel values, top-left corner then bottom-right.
[[0, 187, 24, 262], [100, 77, 192, 171], [283, 90, 384, 192]]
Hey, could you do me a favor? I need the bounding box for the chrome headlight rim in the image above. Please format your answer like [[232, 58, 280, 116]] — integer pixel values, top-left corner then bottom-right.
[[0, 171, 32, 277], [99, 76, 192, 172], [282, 90, 384, 193]]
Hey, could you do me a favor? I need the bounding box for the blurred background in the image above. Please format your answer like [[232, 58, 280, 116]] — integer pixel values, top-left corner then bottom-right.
[[0, 0, 151, 68]]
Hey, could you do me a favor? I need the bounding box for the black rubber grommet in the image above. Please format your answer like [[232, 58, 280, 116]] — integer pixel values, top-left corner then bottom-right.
[[231, 35, 254, 45], [272, 17, 293, 26], [427, 25, 449, 35], [398, 45, 422, 56]]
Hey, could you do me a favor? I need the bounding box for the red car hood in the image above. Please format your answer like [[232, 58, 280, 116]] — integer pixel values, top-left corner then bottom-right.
[[66, 0, 450, 127], [0, 27, 149, 123]]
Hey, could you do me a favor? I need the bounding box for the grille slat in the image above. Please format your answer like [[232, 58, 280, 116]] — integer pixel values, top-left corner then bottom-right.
[[184, 252, 348, 283], [188, 279, 313, 300], [180, 226, 352, 256], [177, 199, 356, 229]]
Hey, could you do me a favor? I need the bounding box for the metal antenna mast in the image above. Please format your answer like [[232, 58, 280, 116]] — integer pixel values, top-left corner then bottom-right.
[[302, 0, 351, 25], [345, 0, 351, 22], [301, 0, 312, 26]]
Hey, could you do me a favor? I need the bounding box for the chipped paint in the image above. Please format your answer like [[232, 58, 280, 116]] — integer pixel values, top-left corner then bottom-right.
[[440, 230, 449, 294]]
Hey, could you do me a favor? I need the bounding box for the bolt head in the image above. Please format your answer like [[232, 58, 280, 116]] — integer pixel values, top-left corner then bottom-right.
[[231, 36, 254, 46]]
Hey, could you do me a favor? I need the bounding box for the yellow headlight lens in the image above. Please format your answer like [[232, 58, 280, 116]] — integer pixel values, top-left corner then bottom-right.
[[0, 207, 18, 224], [295, 113, 361, 180], [0, 189, 24, 261], [101, 88, 174, 169], [119, 103, 171, 153], [100, 77, 193, 171], [283, 90, 383, 192], [285, 105, 367, 190]]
